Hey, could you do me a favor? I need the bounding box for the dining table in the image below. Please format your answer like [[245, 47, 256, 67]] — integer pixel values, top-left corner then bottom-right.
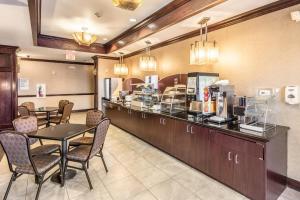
[[27, 123, 96, 186], [29, 107, 59, 127]]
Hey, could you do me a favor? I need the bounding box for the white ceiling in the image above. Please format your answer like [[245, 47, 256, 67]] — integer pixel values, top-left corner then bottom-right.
[[0, 0, 282, 61], [41, 0, 174, 43], [116, 0, 278, 54]]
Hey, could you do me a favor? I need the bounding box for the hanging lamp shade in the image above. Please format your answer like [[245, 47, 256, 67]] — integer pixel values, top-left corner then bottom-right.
[[189, 17, 219, 65], [112, 0, 143, 11], [114, 53, 128, 75], [72, 28, 97, 46], [139, 41, 157, 71]]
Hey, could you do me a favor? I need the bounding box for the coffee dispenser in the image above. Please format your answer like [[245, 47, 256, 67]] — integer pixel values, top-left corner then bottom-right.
[[208, 84, 235, 123], [186, 72, 219, 112]]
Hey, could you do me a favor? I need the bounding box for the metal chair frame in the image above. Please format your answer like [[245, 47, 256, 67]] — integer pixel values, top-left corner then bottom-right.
[[0, 131, 63, 200]]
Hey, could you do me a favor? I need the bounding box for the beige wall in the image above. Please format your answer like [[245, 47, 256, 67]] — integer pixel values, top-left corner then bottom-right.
[[18, 60, 95, 110], [124, 5, 300, 181]]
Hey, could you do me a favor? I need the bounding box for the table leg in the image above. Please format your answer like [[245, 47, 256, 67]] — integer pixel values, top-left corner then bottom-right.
[[46, 112, 50, 127], [51, 140, 76, 185]]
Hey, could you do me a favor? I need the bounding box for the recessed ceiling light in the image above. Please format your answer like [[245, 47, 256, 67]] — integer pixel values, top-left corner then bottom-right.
[[147, 23, 157, 29], [103, 38, 108, 41], [129, 18, 137, 22], [118, 40, 125, 45]]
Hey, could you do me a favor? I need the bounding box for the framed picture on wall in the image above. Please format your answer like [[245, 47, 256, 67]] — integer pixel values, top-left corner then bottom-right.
[[36, 83, 46, 98], [19, 78, 29, 90]]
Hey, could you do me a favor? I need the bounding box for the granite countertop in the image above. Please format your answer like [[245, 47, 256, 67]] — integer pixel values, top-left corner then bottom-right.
[[105, 101, 289, 142]]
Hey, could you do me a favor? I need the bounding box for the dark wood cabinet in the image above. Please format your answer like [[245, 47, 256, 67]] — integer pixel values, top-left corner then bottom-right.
[[151, 116, 174, 154], [104, 103, 287, 200], [0, 45, 18, 130], [173, 121, 209, 172]]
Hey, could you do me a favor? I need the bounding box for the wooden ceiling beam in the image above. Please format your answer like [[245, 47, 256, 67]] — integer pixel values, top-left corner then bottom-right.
[[27, 0, 40, 45], [37, 34, 106, 54], [105, 0, 226, 53]]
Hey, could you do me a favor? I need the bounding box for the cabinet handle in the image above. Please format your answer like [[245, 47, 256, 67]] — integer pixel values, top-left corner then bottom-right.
[[186, 125, 190, 133], [163, 119, 166, 125], [228, 152, 232, 161], [235, 154, 239, 164], [159, 118, 162, 124], [191, 126, 194, 134]]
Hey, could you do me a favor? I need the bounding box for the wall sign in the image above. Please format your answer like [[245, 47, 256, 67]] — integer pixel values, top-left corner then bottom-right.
[[19, 78, 29, 90], [36, 83, 46, 98]]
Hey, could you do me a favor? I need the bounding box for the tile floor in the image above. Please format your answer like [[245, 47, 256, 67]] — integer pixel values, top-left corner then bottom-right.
[[0, 112, 299, 200]]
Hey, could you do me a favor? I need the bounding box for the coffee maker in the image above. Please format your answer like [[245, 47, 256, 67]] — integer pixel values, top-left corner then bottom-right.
[[187, 72, 219, 113], [207, 84, 235, 123]]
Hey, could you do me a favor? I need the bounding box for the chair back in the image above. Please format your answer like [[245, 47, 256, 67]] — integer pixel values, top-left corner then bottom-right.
[[89, 118, 110, 158], [60, 102, 74, 123], [13, 116, 38, 145], [58, 100, 69, 114], [21, 102, 35, 111], [18, 106, 30, 117], [0, 131, 34, 172], [86, 110, 104, 127]]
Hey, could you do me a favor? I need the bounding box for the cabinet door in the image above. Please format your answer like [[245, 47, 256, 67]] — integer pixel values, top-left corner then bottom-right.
[[233, 151, 247, 194], [153, 117, 174, 153], [173, 120, 192, 163], [190, 126, 209, 173], [142, 113, 154, 142], [208, 130, 222, 179], [246, 142, 265, 200], [219, 145, 234, 186]]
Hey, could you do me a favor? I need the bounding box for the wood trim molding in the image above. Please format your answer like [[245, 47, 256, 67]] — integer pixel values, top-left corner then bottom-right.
[[20, 57, 94, 65], [27, 0, 40, 45], [72, 108, 95, 113], [37, 34, 106, 54], [93, 55, 119, 60], [124, 0, 300, 58], [105, 0, 225, 53], [27, 0, 300, 55], [287, 177, 300, 192], [92, 56, 99, 109], [18, 93, 95, 98]]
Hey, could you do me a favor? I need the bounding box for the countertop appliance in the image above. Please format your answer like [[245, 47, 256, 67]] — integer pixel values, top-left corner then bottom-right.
[[103, 78, 123, 100], [187, 72, 219, 109], [207, 84, 235, 123]]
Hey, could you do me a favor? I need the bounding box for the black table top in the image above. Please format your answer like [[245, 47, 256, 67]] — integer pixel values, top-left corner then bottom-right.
[[29, 107, 58, 112], [27, 124, 96, 141], [106, 101, 289, 142]]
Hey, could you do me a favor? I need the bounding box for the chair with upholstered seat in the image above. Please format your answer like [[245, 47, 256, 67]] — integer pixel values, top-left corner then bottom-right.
[[69, 110, 104, 147], [50, 100, 70, 117], [0, 131, 62, 200], [21, 102, 46, 119], [50, 102, 74, 125], [13, 116, 60, 156], [18, 106, 48, 127], [66, 118, 110, 189]]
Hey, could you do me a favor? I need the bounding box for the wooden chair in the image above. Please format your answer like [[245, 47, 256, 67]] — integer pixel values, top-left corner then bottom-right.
[[0, 131, 62, 200], [66, 118, 110, 189]]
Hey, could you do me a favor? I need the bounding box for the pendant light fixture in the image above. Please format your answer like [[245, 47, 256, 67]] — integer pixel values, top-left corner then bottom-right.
[[112, 0, 143, 11], [72, 27, 97, 46], [139, 41, 157, 72], [114, 52, 128, 75], [190, 17, 219, 65]]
